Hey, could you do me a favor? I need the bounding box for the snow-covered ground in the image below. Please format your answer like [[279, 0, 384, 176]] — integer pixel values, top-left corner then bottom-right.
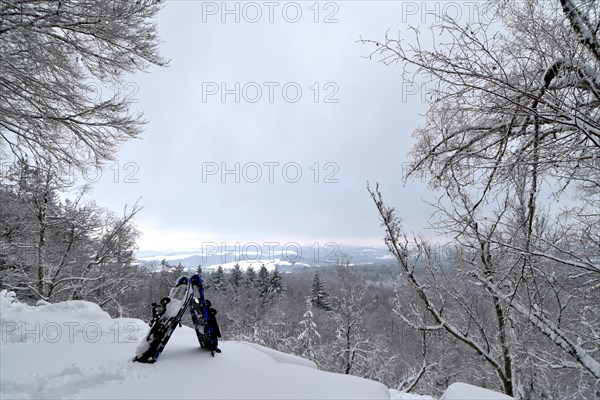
[[0, 290, 513, 399]]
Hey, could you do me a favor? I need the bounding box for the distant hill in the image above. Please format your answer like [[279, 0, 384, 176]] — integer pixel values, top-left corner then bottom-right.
[[136, 244, 395, 272]]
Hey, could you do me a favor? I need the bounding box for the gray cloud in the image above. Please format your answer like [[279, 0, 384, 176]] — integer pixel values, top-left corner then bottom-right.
[[88, 1, 463, 251]]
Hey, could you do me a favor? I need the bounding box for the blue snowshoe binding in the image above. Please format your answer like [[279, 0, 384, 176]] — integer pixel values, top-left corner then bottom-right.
[[189, 274, 221, 356]]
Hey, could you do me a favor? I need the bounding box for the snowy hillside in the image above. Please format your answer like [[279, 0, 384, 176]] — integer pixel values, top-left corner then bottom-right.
[[136, 244, 395, 271], [0, 290, 512, 399]]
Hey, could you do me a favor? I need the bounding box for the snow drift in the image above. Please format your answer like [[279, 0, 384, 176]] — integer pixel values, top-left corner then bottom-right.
[[0, 290, 389, 399]]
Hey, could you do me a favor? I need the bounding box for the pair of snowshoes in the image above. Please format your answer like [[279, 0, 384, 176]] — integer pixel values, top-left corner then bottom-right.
[[134, 274, 220, 363]]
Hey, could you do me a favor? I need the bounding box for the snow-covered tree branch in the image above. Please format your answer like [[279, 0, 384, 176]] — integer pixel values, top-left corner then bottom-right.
[[0, 0, 168, 170], [364, 1, 599, 398]]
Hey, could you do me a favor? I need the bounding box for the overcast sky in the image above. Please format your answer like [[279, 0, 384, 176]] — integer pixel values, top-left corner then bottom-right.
[[87, 1, 495, 252]]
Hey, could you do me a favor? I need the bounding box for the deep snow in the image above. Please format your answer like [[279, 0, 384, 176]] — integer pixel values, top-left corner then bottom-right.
[[0, 290, 513, 399]]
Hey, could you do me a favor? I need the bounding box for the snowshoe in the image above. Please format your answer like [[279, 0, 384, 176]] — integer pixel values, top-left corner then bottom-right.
[[134, 276, 193, 363], [189, 274, 221, 354]]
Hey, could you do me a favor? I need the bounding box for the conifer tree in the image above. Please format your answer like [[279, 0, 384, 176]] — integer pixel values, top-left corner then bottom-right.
[[174, 262, 185, 277], [298, 297, 321, 366], [209, 266, 225, 291], [229, 263, 243, 289], [244, 266, 256, 288], [269, 267, 286, 295], [257, 264, 270, 298], [160, 259, 173, 292], [311, 271, 332, 311]]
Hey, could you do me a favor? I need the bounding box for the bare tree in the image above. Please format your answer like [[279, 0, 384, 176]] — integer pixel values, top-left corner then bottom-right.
[[360, 1, 598, 198], [0, 160, 142, 308], [0, 0, 167, 169], [331, 257, 374, 376], [363, 0, 599, 397], [369, 184, 518, 396], [396, 331, 436, 394]]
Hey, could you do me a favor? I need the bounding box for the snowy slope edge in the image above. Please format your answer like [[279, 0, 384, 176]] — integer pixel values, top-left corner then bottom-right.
[[0, 290, 513, 400], [0, 290, 391, 399]]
